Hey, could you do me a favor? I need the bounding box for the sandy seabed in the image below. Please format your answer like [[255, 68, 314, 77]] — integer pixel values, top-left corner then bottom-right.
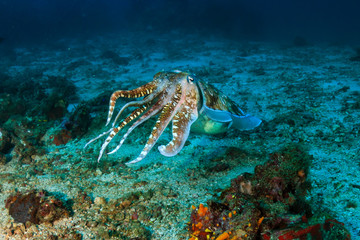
[[0, 31, 359, 239]]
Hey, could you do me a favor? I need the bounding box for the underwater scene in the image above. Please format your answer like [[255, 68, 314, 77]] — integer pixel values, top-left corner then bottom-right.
[[0, 0, 359, 239]]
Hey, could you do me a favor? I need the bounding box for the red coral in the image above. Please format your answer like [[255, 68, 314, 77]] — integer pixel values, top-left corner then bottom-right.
[[277, 224, 322, 240], [270, 219, 351, 240]]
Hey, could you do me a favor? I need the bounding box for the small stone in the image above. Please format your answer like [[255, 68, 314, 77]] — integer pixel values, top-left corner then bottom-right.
[[27, 224, 38, 233], [120, 199, 131, 208], [13, 227, 23, 236], [86, 221, 98, 227], [95, 169, 102, 176], [94, 197, 106, 206]]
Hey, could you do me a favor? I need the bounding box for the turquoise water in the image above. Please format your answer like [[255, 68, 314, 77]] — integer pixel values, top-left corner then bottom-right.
[[0, 1, 359, 239]]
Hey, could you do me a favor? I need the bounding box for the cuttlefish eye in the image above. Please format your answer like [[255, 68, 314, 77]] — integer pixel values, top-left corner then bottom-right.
[[187, 75, 195, 84]]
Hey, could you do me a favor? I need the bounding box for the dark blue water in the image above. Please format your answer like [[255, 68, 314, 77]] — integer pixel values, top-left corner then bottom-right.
[[1, 0, 359, 44]]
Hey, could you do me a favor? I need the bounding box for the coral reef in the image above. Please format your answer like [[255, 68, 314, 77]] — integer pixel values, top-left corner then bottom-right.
[[0, 118, 45, 164], [45, 101, 94, 146], [0, 93, 26, 124], [65, 103, 92, 138], [0, 70, 83, 162], [0, 70, 77, 122], [188, 145, 350, 240]]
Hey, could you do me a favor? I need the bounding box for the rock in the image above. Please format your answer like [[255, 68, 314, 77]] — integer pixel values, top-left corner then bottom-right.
[[5, 190, 70, 225], [94, 197, 106, 206]]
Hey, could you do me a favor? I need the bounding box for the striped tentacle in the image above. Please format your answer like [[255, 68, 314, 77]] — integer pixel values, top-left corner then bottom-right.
[[106, 79, 160, 126], [127, 84, 183, 164], [107, 93, 168, 156], [84, 129, 112, 149], [96, 104, 148, 162], [111, 89, 163, 127]]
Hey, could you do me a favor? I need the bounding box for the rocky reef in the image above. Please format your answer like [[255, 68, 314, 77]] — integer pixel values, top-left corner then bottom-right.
[[4, 190, 73, 238], [188, 145, 350, 240]]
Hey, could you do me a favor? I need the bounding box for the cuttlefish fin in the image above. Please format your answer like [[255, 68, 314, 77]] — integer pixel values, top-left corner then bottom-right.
[[204, 106, 261, 131], [230, 114, 262, 130]]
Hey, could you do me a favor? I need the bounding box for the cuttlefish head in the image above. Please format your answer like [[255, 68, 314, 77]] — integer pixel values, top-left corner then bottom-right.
[[163, 70, 261, 134]]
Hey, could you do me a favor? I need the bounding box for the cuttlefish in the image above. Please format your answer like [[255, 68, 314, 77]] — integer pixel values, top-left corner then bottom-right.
[[85, 70, 261, 164]]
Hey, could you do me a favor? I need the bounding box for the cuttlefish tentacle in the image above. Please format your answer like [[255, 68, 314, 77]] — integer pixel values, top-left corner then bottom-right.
[[84, 129, 112, 149], [106, 79, 160, 126], [96, 104, 149, 162], [158, 90, 199, 156], [111, 91, 162, 127], [86, 71, 261, 164], [127, 84, 183, 164], [107, 92, 170, 155]]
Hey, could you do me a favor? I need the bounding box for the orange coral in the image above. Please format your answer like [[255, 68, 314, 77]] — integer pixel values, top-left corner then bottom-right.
[[216, 232, 230, 240], [198, 203, 208, 217], [189, 203, 213, 240]]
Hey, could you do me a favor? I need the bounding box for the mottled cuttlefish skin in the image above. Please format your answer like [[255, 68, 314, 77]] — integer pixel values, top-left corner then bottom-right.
[[85, 71, 200, 164], [84, 70, 261, 164]]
